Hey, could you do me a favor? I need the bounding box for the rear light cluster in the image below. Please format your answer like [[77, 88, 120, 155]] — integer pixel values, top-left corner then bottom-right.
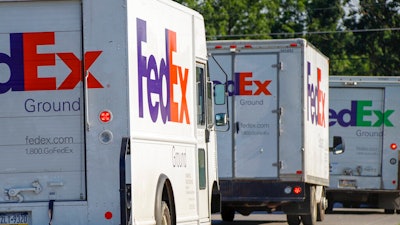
[[100, 110, 112, 123], [389, 143, 398, 186], [99, 110, 113, 144], [284, 186, 303, 195]]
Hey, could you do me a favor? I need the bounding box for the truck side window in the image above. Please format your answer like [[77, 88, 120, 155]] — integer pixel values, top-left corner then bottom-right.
[[206, 67, 213, 126], [196, 65, 206, 126], [198, 148, 206, 189]]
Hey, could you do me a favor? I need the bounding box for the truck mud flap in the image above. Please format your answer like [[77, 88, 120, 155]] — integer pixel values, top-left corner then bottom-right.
[[119, 137, 131, 225]]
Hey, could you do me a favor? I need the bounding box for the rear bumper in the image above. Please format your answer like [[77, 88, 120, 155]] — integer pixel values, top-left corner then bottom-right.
[[220, 179, 306, 205], [326, 188, 400, 208]]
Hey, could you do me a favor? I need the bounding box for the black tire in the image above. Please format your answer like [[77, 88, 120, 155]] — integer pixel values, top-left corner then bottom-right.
[[326, 200, 334, 214], [384, 209, 395, 214], [161, 201, 171, 225], [301, 186, 317, 225], [286, 215, 301, 225], [221, 206, 235, 222], [317, 202, 325, 221]]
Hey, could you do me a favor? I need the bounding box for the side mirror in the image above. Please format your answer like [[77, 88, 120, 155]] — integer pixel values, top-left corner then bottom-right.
[[214, 84, 225, 105], [330, 136, 345, 155], [215, 113, 228, 126]]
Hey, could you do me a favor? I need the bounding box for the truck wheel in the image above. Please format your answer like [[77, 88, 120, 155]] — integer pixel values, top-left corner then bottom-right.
[[161, 201, 171, 225], [301, 186, 317, 225], [384, 209, 395, 214], [326, 200, 334, 214], [317, 202, 325, 221], [286, 215, 301, 225], [221, 206, 235, 222]]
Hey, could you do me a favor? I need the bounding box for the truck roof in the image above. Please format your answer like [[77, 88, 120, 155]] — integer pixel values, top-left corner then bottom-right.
[[207, 38, 329, 60], [330, 76, 400, 86]]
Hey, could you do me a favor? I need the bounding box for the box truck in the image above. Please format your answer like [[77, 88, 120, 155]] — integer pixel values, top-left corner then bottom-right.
[[0, 0, 221, 224], [328, 76, 400, 213], [208, 39, 343, 225]]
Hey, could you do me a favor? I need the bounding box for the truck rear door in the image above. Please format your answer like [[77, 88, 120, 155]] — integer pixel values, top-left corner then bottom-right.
[[210, 51, 279, 178], [329, 87, 384, 188], [0, 0, 86, 203]]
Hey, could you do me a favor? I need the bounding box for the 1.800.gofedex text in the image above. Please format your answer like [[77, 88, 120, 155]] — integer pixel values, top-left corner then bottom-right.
[[25, 146, 73, 155]]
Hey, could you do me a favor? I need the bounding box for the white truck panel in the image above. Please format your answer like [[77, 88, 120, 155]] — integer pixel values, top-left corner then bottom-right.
[[330, 88, 383, 177], [128, 0, 197, 141], [0, 1, 81, 33], [303, 44, 330, 183], [0, 0, 85, 203], [277, 47, 304, 177], [381, 85, 400, 189]]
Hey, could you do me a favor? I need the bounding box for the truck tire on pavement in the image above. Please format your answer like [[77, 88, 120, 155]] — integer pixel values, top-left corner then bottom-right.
[[301, 186, 317, 225], [317, 202, 325, 221], [286, 215, 301, 225], [161, 201, 171, 225], [221, 206, 235, 222]]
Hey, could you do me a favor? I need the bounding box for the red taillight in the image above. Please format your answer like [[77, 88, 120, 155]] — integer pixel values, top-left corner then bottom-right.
[[391, 143, 397, 150], [215, 45, 222, 49], [244, 44, 252, 48], [296, 170, 303, 175], [100, 110, 112, 123], [105, 211, 113, 220], [293, 186, 302, 195], [290, 43, 298, 47]]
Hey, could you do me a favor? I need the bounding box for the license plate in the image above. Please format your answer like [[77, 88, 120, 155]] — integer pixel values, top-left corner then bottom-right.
[[339, 179, 357, 188], [0, 212, 29, 225]]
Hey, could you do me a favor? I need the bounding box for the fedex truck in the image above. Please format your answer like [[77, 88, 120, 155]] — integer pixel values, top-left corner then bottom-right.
[[0, 0, 221, 224], [208, 39, 343, 225], [328, 76, 400, 213]]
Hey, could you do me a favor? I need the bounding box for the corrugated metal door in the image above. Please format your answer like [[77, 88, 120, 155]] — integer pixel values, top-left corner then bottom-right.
[[0, 0, 85, 202], [233, 53, 279, 178]]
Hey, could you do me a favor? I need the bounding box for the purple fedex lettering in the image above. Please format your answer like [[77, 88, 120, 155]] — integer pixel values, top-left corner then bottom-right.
[[0, 33, 24, 93], [307, 62, 326, 127], [137, 18, 190, 124], [0, 32, 103, 94]]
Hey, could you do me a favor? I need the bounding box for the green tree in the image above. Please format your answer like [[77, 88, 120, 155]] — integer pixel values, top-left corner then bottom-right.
[[304, 0, 359, 75], [344, 0, 400, 76], [270, 0, 308, 38], [175, 0, 280, 39]]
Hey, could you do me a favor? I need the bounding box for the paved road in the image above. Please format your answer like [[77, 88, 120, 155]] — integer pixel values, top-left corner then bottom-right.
[[212, 208, 400, 225]]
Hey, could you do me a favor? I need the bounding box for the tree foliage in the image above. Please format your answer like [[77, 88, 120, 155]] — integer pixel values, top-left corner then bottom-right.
[[174, 0, 400, 76], [176, 0, 280, 39], [344, 0, 400, 75]]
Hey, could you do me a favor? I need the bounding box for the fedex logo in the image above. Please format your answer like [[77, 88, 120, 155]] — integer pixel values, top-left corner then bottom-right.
[[307, 62, 326, 127], [137, 18, 190, 124], [0, 32, 103, 94], [329, 100, 394, 127], [213, 72, 272, 96]]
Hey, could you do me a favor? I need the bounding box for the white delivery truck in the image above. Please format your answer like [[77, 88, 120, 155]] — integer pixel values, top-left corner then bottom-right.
[[328, 76, 400, 213], [208, 39, 343, 225], [0, 0, 222, 225]]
